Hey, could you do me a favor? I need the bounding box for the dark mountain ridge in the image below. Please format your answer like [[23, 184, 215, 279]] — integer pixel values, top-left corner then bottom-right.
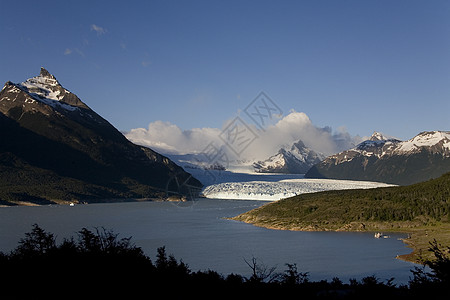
[[305, 131, 450, 185], [0, 68, 201, 205]]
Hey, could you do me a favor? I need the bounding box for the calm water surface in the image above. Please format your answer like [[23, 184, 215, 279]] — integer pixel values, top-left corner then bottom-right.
[[0, 199, 416, 283]]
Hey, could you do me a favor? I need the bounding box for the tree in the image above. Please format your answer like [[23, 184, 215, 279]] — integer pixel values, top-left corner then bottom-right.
[[409, 239, 450, 295], [424, 239, 450, 284], [155, 246, 190, 275], [244, 256, 277, 283], [281, 263, 309, 285], [12, 224, 56, 258], [76, 227, 145, 258]]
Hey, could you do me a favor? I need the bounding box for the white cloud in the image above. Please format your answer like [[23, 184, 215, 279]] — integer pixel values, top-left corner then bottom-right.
[[126, 121, 222, 155], [63, 48, 85, 57], [90, 24, 107, 35], [242, 110, 361, 159], [141, 60, 151, 67], [125, 111, 362, 161]]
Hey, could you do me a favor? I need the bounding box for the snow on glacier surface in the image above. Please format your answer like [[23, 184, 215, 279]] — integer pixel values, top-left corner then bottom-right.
[[200, 172, 395, 201]]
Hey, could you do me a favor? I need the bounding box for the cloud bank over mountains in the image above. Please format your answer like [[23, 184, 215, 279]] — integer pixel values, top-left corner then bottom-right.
[[125, 110, 363, 161]]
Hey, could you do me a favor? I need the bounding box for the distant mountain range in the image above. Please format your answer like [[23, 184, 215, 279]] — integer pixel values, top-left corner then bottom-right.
[[253, 140, 325, 174], [0, 68, 201, 205], [305, 131, 450, 185], [164, 139, 324, 176], [166, 129, 450, 187]]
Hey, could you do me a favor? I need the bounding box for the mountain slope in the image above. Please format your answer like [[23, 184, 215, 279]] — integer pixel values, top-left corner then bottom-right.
[[305, 131, 450, 185], [253, 140, 325, 174], [0, 68, 202, 205]]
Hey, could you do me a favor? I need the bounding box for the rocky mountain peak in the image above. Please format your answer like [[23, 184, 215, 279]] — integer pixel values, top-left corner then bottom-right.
[[253, 139, 324, 174], [369, 131, 385, 141], [8, 68, 90, 110], [396, 131, 450, 154], [369, 131, 398, 142], [40, 67, 56, 80], [23, 67, 61, 91], [292, 140, 307, 150]]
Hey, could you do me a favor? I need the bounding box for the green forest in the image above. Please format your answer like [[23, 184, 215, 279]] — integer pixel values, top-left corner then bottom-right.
[[233, 172, 450, 262]]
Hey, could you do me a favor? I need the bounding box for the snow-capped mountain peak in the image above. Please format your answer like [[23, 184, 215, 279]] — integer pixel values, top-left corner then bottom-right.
[[19, 67, 65, 102], [354, 132, 400, 154], [1, 67, 90, 112], [0, 68, 110, 127], [334, 130, 450, 159], [39, 67, 57, 80], [305, 130, 450, 185], [396, 131, 450, 154], [253, 139, 325, 174], [369, 131, 390, 141]]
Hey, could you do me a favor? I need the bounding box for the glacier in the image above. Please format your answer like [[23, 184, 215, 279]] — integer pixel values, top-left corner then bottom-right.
[[188, 168, 396, 201], [202, 178, 395, 200]]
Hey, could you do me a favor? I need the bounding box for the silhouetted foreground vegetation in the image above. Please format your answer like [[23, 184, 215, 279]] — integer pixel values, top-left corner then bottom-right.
[[0, 225, 449, 299]]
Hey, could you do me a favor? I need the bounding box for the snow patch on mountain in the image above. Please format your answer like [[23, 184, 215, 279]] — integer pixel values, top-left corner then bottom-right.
[[368, 131, 399, 142], [323, 131, 450, 166], [304, 130, 450, 185], [16, 67, 79, 112], [353, 131, 450, 157], [396, 131, 450, 153]]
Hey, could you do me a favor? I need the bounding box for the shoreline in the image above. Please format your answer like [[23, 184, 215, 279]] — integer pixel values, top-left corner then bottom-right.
[[0, 195, 192, 207], [229, 215, 450, 264], [4, 196, 448, 265]]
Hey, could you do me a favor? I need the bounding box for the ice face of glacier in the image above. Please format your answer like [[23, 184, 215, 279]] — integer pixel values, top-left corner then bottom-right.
[[201, 178, 395, 201]]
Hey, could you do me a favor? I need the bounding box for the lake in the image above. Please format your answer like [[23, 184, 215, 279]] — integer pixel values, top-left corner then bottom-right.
[[0, 198, 417, 284]]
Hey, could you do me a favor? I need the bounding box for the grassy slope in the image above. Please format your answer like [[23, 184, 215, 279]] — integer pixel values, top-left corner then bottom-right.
[[232, 172, 450, 262]]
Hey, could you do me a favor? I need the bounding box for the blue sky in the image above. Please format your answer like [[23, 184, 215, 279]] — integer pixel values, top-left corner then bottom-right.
[[1, 0, 449, 141]]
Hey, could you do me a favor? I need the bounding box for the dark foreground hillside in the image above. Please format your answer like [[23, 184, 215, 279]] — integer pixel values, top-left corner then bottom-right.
[[0, 225, 449, 299]]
